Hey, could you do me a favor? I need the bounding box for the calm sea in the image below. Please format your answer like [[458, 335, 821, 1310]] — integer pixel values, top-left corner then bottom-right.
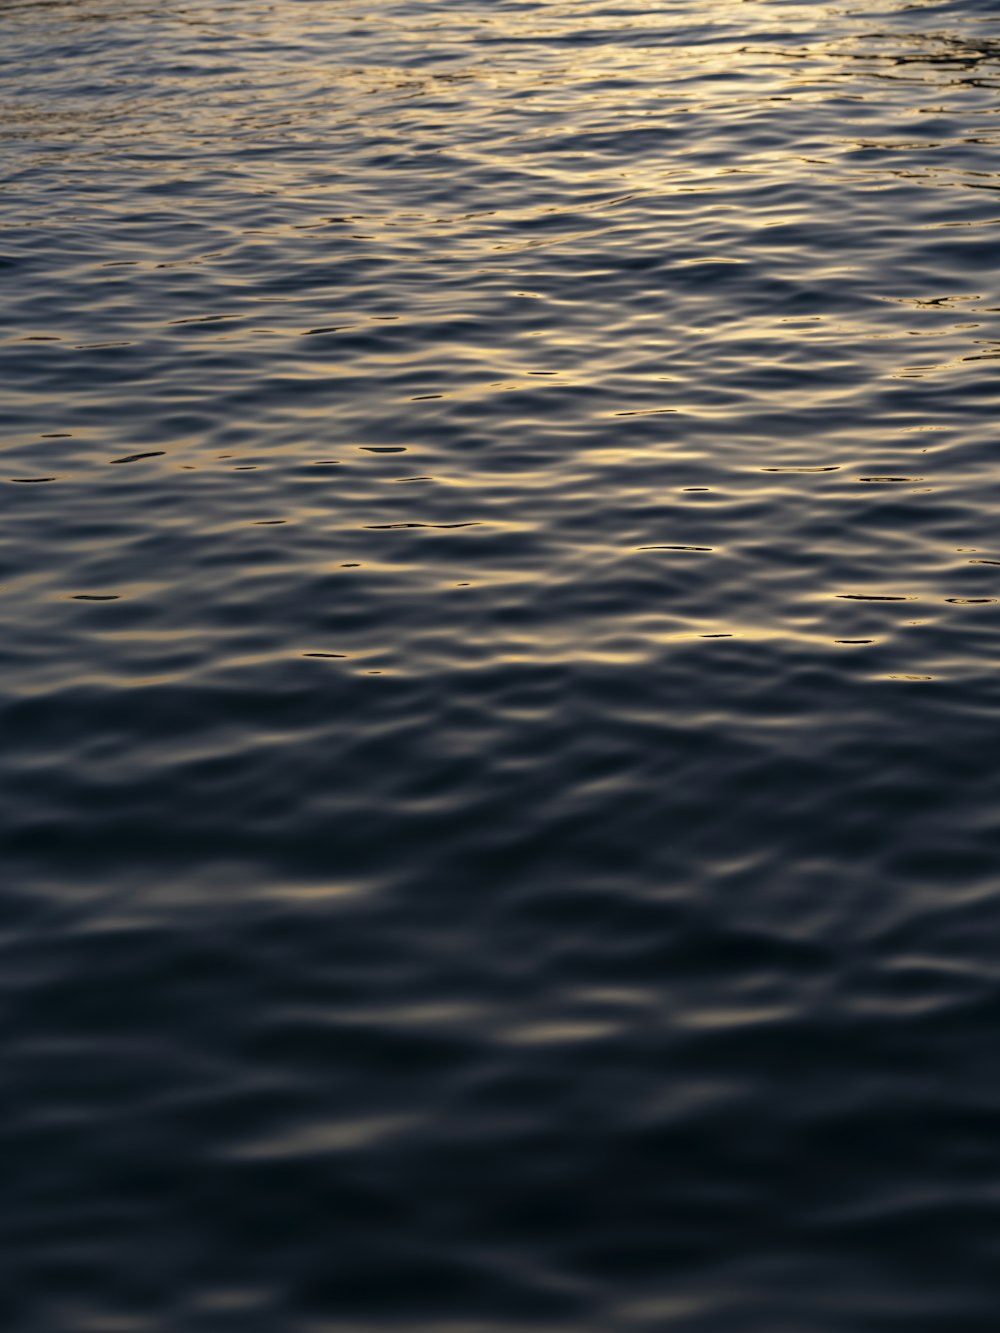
[[4, 0, 1000, 1328]]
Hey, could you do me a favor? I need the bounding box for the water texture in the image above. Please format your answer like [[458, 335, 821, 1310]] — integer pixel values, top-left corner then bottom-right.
[[4, 0, 1000, 1327]]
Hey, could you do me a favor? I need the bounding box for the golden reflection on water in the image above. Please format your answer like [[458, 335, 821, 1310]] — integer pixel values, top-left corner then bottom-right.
[[4, 0, 1000, 675]]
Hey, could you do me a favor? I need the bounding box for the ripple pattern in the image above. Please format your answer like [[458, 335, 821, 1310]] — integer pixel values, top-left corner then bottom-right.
[[4, 0, 1000, 1328]]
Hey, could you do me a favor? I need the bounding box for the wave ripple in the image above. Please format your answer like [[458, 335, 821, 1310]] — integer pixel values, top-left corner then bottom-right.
[[4, 0, 1000, 1328]]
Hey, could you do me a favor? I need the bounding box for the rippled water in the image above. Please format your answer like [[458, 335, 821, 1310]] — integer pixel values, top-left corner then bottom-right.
[[5, 0, 1000, 1327]]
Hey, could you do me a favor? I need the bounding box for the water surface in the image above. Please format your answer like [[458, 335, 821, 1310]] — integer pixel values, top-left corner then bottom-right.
[[4, 0, 1000, 1328]]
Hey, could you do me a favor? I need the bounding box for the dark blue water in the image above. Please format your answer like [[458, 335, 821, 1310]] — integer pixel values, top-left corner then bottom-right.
[[4, 0, 1000, 1327]]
